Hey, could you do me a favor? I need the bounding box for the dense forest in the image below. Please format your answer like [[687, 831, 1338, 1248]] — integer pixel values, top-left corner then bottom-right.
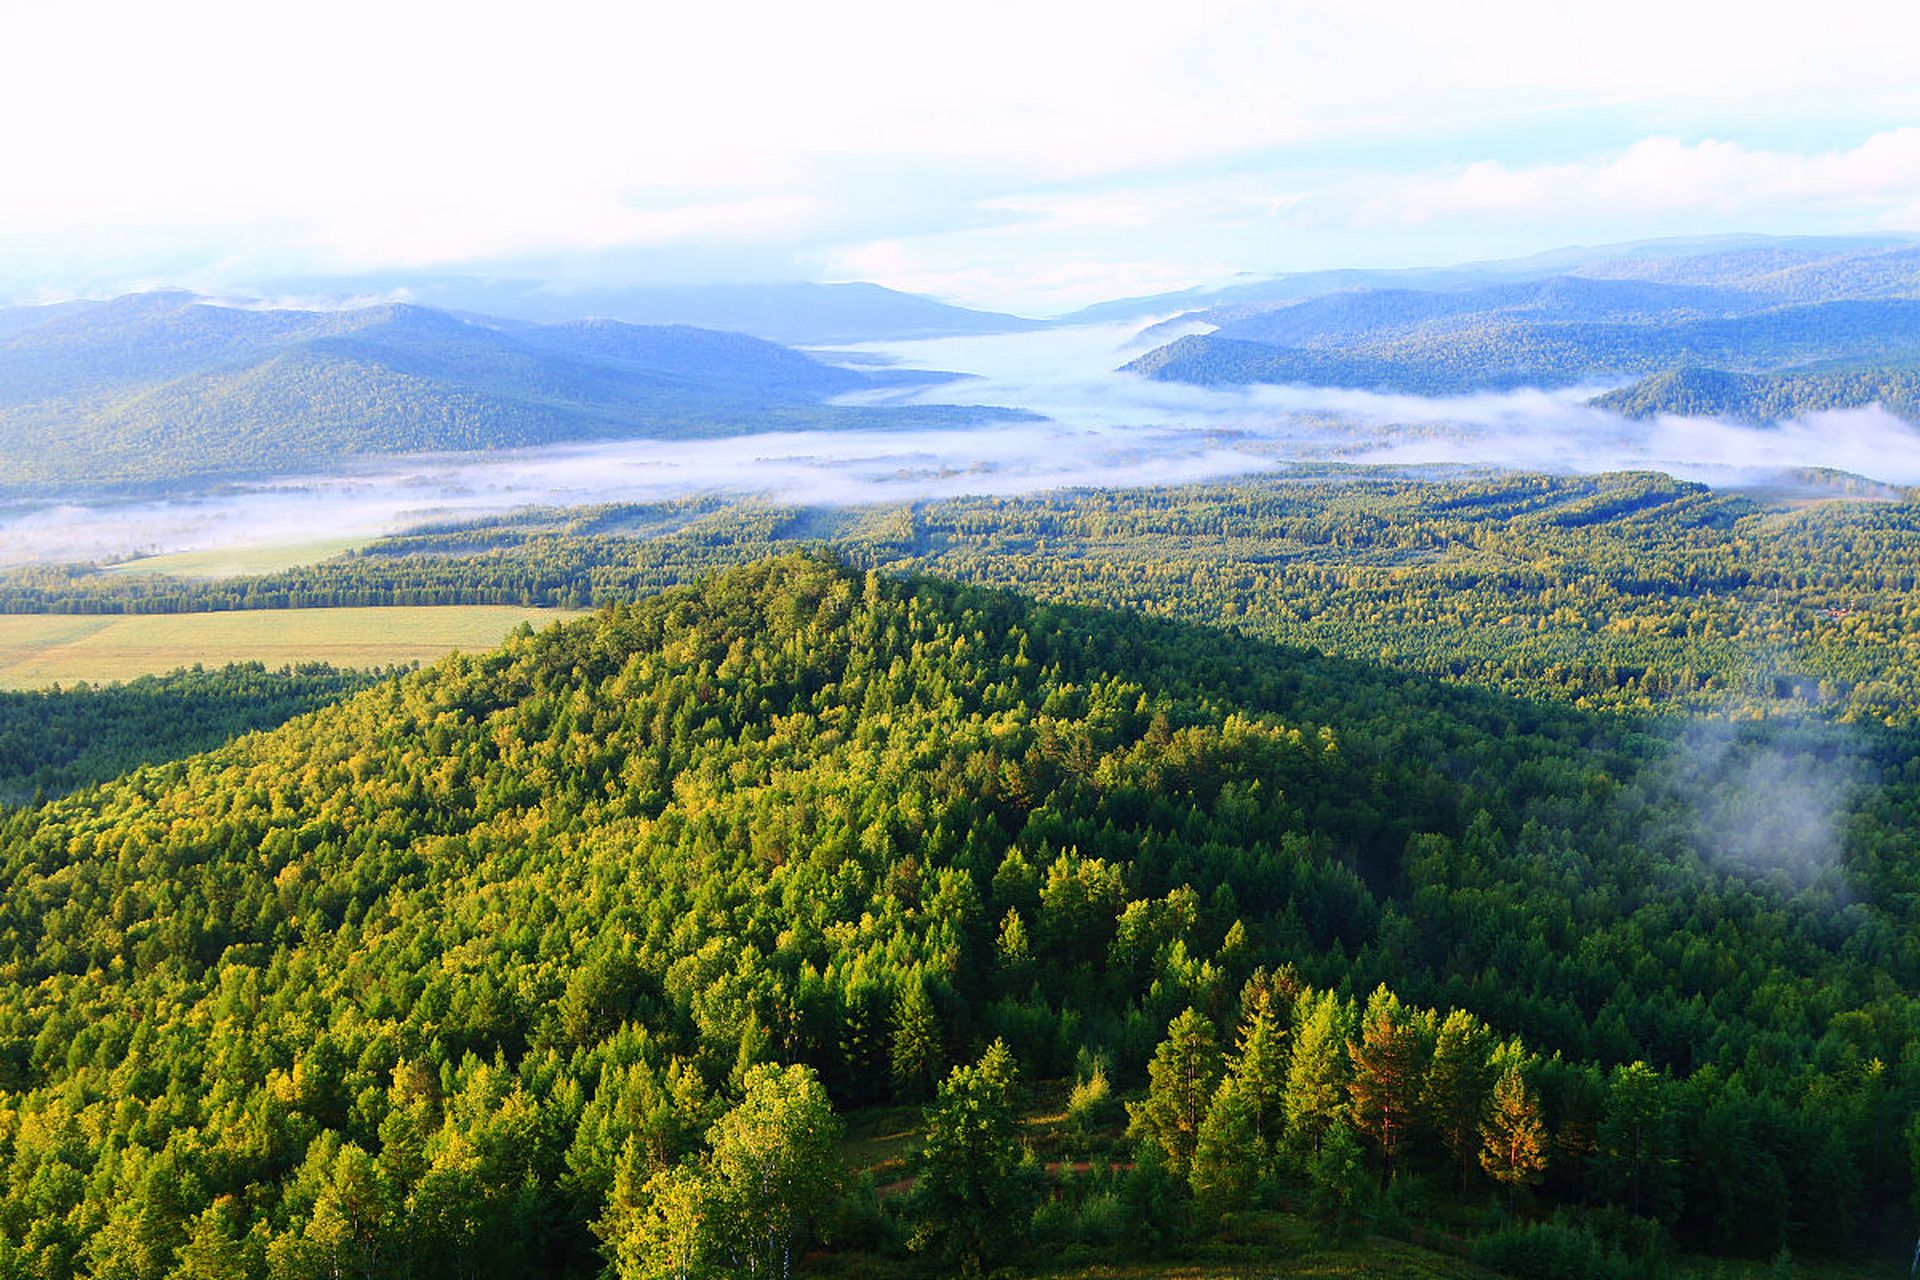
[[16, 469, 1920, 724], [0, 664, 383, 805], [0, 555, 1917, 1278]]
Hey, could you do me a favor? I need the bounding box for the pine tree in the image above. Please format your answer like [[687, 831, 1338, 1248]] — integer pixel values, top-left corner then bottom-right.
[[1233, 988, 1289, 1156], [993, 908, 1034, 994], [1190, 1074, 1258, 1218], [908, 1041, 1036, 1275], [1307, 1120, 1372, 1240], [1128, 1007, 1224, 1176], [1480, 1066, 1549, 1213], [1598, 1060, 1679, 1223]]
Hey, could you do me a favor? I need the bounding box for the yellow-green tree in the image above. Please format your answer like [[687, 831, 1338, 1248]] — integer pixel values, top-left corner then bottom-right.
[[1480, 1066, 1549, 1213]]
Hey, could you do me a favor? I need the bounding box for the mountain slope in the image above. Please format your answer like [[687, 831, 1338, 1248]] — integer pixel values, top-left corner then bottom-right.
[[1113, 237, 1920, 418], [1127, 293, 1920, 400], [0, 295, 989, 492], [1070, 233, 1920, 326], [0, 554, 1912, 1272], [1593, 362, 1920, 422]]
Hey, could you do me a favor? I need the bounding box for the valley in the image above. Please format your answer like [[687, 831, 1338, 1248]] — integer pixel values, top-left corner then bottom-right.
[[5, 235, 1920, 1280]]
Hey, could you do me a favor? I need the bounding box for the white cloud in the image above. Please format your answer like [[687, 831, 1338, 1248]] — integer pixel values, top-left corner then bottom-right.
[[1351, 131, 1920, 228]]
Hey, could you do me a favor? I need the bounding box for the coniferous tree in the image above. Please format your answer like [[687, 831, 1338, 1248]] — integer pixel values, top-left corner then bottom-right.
[[1232, 985, 1289, 1158], [1285, 989, 1354, 1161], [1307, 1121, 1372, 1240], [1598, 1061, 1680, 1224], [1479, 1066, 1548, 1213], [1423, 1007, 1496, 1186], [1347, 985, 1427, 1180], [1190, 1074, 1259, 1218], [888, 980, 943, 1101], [1129, 1008, 1224, 1176]]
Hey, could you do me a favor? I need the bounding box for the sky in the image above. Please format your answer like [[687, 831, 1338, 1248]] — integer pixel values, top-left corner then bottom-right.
[[4, 0, 1920, 313]]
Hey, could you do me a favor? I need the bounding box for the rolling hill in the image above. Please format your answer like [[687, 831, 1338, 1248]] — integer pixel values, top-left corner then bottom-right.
[[1593, 362, 1920, 422], [1072, 233, 1920, 326], [0, 294, 1002, 493], [1120, 238, 1920, 418]]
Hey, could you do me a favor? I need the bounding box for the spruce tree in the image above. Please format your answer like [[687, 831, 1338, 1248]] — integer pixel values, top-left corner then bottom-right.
[[1284, 989, 1353, 1160], [1423, 1007, 1495, 1186]]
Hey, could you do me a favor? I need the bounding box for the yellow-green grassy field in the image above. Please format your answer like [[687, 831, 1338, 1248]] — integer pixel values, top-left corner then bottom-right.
[[0, 605, 584, 689], [95, 537, 364, 579]]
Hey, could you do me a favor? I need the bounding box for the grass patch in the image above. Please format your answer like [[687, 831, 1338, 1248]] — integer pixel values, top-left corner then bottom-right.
[[0, 605, 584, 689], [97, 537, 364, 579]]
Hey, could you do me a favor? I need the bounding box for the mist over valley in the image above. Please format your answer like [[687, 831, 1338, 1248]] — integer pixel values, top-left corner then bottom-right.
[[8, 11, 1920, 1267]]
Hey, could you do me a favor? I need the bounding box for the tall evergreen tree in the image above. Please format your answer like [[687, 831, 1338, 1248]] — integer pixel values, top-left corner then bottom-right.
[[1423, 1007, 1496, 1186], [1597, 1061, 1680, 1224], [1233, 987, 1289, 1157], [1129, 1008, 1224, 1176], [1285, 989, 1354, 1160], [1190, 1074, 1259, 1218], [888, 980, 943, 1101]]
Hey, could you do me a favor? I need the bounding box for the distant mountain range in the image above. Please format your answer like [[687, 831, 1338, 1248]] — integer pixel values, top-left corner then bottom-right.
[[230, 277, 1044, 346], [11, 235, 1920, 497], [0, 293, 1013, 494], [1118, 235, 1920, 422]]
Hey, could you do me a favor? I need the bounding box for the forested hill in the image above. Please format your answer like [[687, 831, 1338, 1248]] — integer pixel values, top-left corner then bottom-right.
[[1592, 363, 1920, 423], [1124, 294, 1920, 400], [1119, 238, 1920, 421], [1, 553, 1916, 1276], [229, 277, 1046, 345], [0, 294, 987, 493]]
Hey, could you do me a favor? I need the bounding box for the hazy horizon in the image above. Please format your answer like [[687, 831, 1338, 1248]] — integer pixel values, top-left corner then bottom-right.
[[6, 1, 1920, 313]]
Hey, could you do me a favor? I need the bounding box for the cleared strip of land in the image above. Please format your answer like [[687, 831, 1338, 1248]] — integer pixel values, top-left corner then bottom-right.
[[0, 605, 584, 689]]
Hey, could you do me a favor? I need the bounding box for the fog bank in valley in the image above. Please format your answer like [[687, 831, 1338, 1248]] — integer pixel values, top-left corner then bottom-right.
[[6, 320, 1919, 567]]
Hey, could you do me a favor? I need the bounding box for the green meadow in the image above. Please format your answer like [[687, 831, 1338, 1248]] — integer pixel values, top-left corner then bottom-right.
[[0, 604, 583, 688]]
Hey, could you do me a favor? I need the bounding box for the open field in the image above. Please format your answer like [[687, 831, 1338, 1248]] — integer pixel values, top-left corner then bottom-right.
[[0, 605, 584, 688], [97, 537, 363, 579]]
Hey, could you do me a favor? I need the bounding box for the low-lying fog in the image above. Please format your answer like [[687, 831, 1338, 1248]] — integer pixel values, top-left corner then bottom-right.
[[6, 320, 1920, 567]]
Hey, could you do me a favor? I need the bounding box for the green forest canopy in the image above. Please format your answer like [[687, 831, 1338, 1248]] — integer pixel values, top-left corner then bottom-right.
[[0, 554, 1916, 1277]]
